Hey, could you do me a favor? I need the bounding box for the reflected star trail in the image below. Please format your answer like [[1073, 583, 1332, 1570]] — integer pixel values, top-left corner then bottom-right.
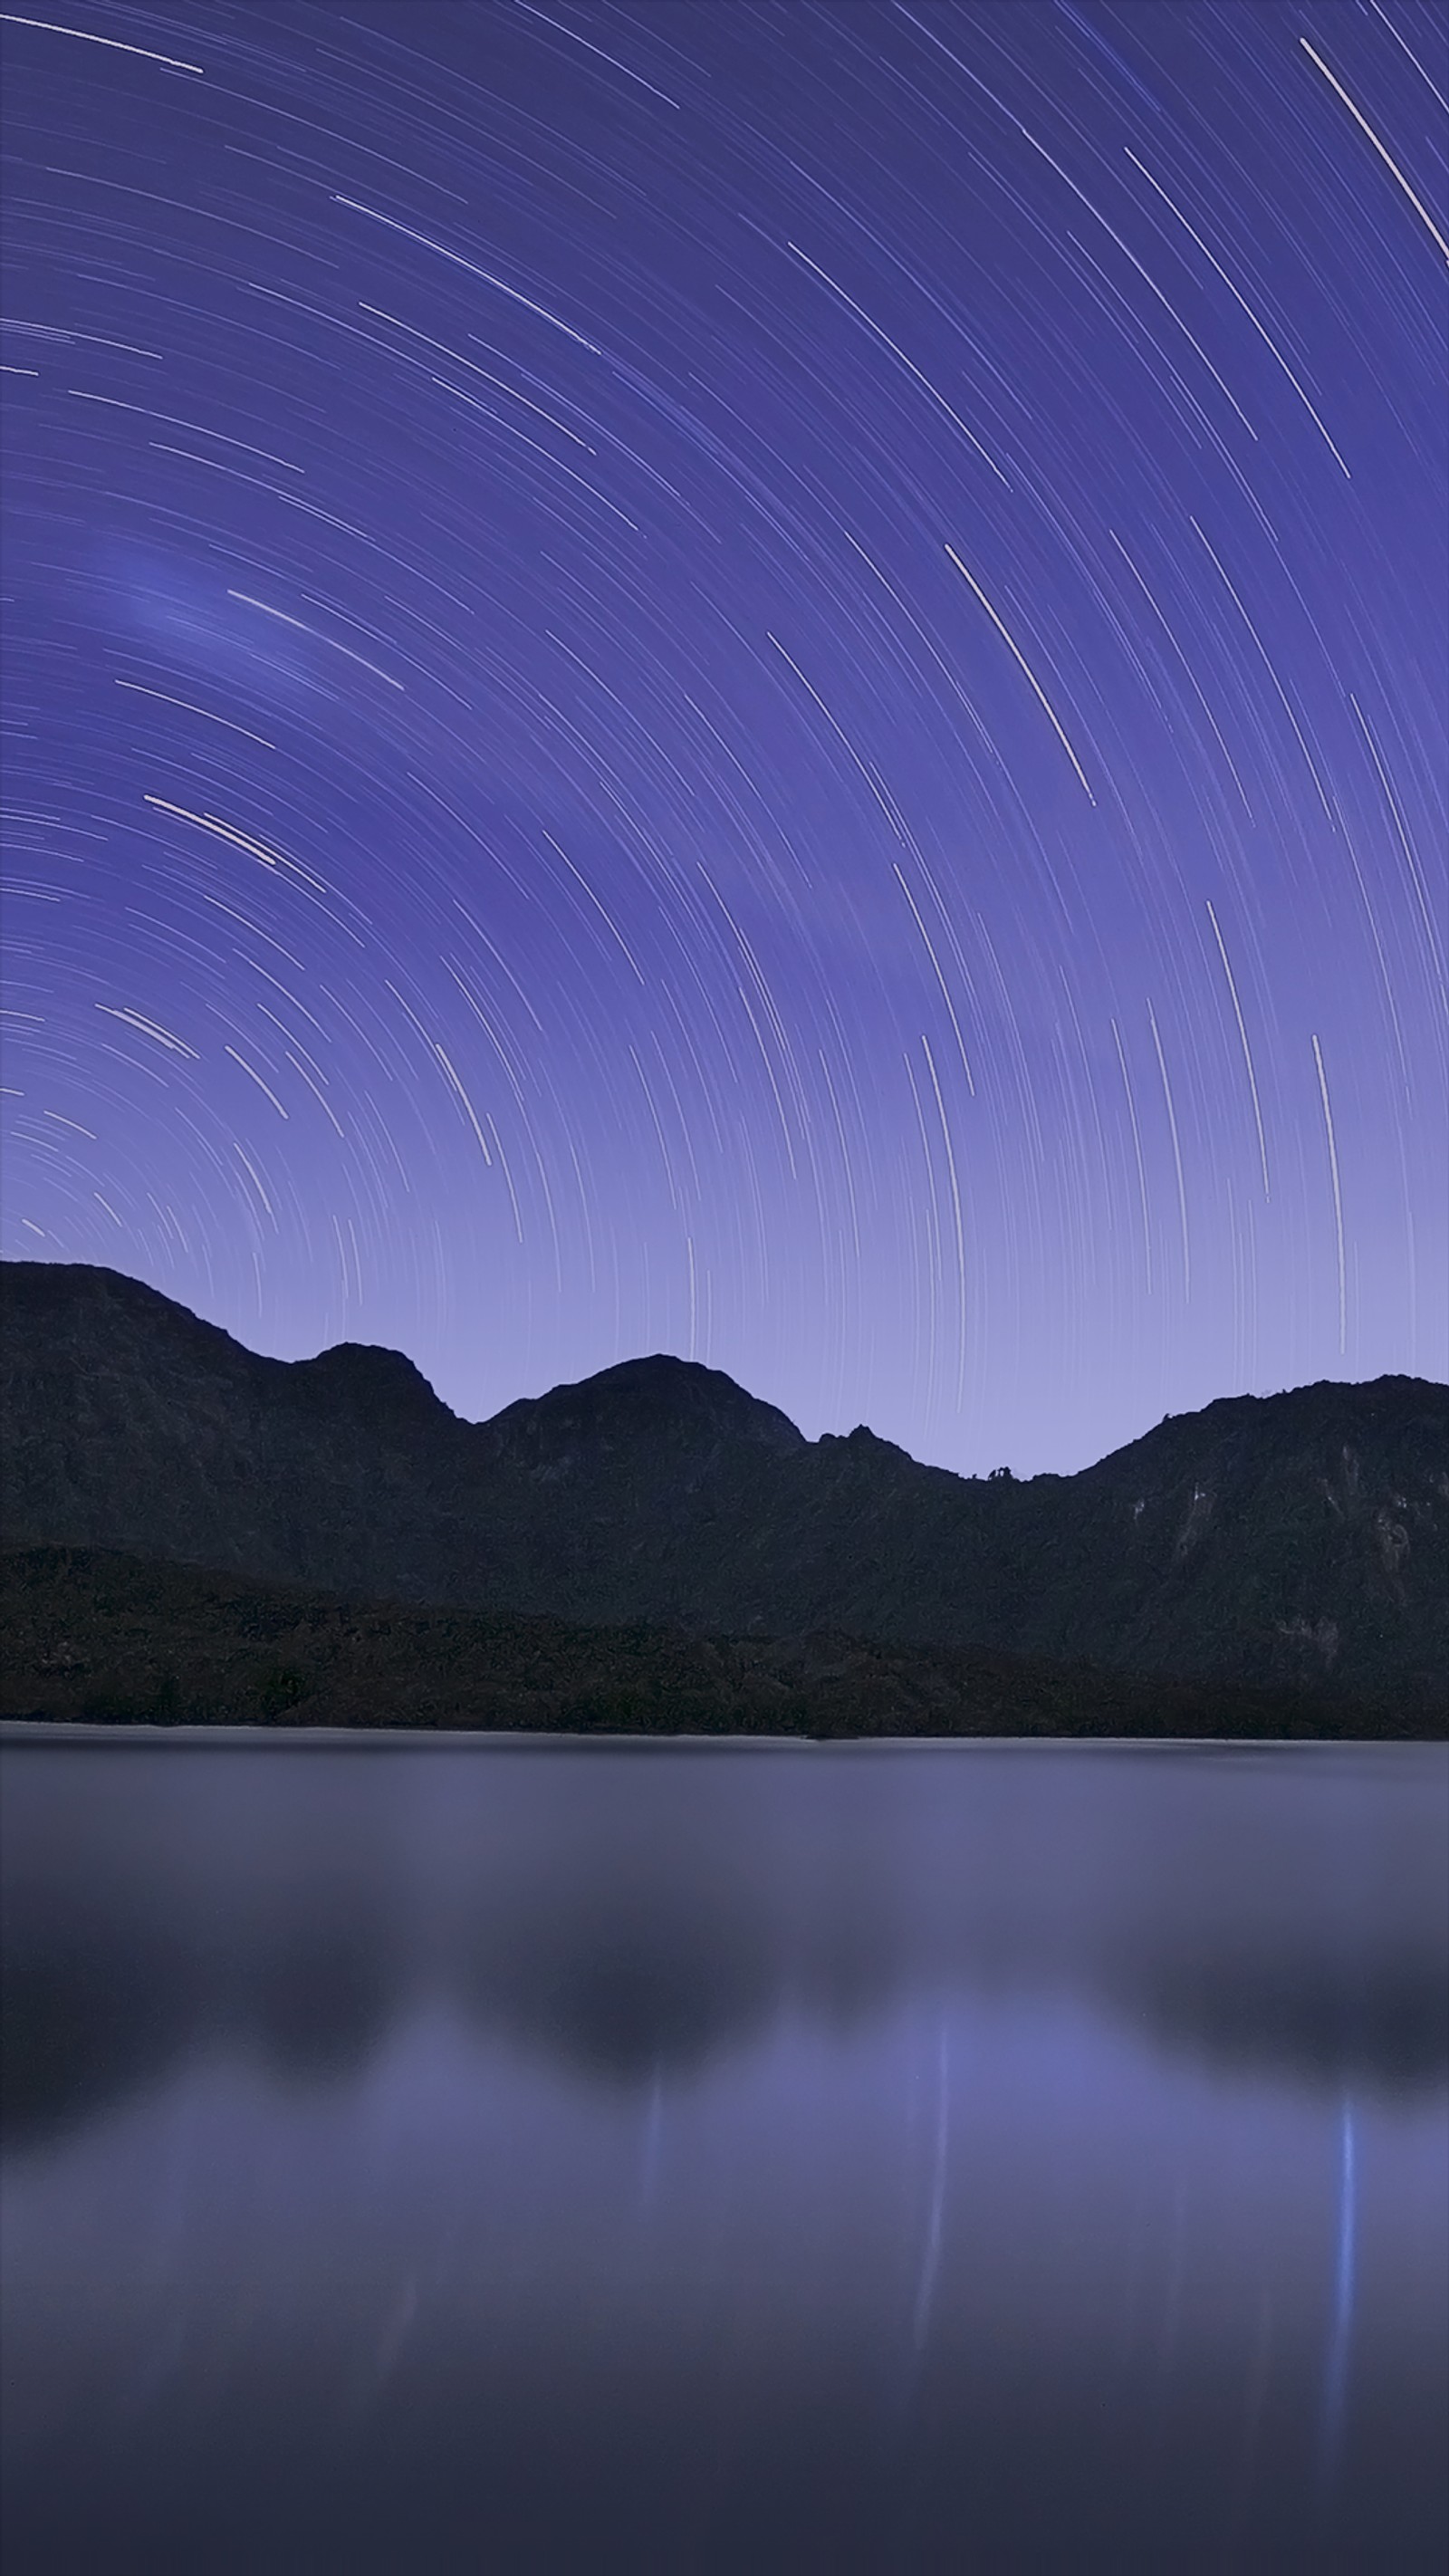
[[1, 0, 1444, 1471]]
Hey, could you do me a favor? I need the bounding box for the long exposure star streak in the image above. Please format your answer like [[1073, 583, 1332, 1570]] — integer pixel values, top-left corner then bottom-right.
[[1, 0, 1444, 1471]]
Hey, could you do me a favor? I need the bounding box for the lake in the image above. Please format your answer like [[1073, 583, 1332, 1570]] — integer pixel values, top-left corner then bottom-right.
[[2, 1733, 1445, 2574]]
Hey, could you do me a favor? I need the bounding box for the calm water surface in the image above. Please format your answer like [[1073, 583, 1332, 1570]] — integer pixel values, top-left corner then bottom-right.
[[2, 1734, 1445, 2574]]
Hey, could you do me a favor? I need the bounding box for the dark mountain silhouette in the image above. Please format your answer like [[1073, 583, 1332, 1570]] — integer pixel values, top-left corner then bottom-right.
[[3, 1259, 1445, 1710], [10, 1541, 1414, 1741]]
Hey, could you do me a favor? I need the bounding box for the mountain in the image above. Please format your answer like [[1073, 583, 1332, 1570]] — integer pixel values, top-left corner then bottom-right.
[[4, 1543, 1425, 1741], [3, 1260, 1445, 1708]]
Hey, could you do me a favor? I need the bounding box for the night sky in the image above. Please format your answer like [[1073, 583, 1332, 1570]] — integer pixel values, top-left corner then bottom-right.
[[2, 2, 1444, 1475]]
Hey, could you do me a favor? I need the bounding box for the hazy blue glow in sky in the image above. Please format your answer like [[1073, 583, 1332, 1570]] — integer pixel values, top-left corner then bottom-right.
[[1, 0, 1444, 1472]]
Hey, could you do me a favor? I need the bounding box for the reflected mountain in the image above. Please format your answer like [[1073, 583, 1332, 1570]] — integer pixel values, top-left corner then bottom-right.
[[460, 1893, 778, 2083], [1127, 1945, 1449, 2093], [1, 1907, 405, 2145], [5, 1743, 1446, 2149], [2, 1918, 200, 2148], [242, 1917, 401, 2084]]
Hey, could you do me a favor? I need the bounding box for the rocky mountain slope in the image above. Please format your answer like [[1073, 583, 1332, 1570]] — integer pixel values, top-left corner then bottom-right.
[[3, 1261, 1445, 1706]]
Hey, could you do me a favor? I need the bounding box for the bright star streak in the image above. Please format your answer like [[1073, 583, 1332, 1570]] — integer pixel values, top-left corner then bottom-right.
[[1300, 40, 1449, 268]]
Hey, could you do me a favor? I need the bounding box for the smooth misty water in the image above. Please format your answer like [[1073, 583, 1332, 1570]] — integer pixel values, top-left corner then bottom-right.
[[1, 1735, 1445, 2576]]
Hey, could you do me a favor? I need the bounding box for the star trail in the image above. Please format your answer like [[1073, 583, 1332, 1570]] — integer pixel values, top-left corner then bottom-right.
[[1, 0, 1444, 1473]]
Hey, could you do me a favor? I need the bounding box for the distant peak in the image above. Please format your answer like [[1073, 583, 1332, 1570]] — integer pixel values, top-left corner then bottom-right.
[[590, 1352, 770, 1402], [491, 1350, 805, 1452], [3, 1258, 201, 1313], [293, 1341, 444, 1411]]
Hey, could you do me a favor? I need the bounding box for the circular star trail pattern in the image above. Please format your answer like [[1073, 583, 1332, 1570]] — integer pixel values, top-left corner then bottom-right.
[[2, 1, 1444, 1472]]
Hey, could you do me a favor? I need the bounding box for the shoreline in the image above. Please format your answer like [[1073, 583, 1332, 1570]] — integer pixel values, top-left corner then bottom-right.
[[3, 1718, 1435, 1751]]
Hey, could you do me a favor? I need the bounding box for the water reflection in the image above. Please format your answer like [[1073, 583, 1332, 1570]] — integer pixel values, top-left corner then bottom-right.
[[3, 1740, 1444, 2143], [1, 1738, 1445, 2574]]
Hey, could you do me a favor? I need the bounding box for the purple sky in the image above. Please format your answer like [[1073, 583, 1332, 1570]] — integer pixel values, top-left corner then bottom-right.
[[2, 1, 1444, 1472]]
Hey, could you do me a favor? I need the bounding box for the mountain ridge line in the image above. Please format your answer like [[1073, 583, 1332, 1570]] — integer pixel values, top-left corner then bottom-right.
[[3, 1258, 1444, 1709]]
